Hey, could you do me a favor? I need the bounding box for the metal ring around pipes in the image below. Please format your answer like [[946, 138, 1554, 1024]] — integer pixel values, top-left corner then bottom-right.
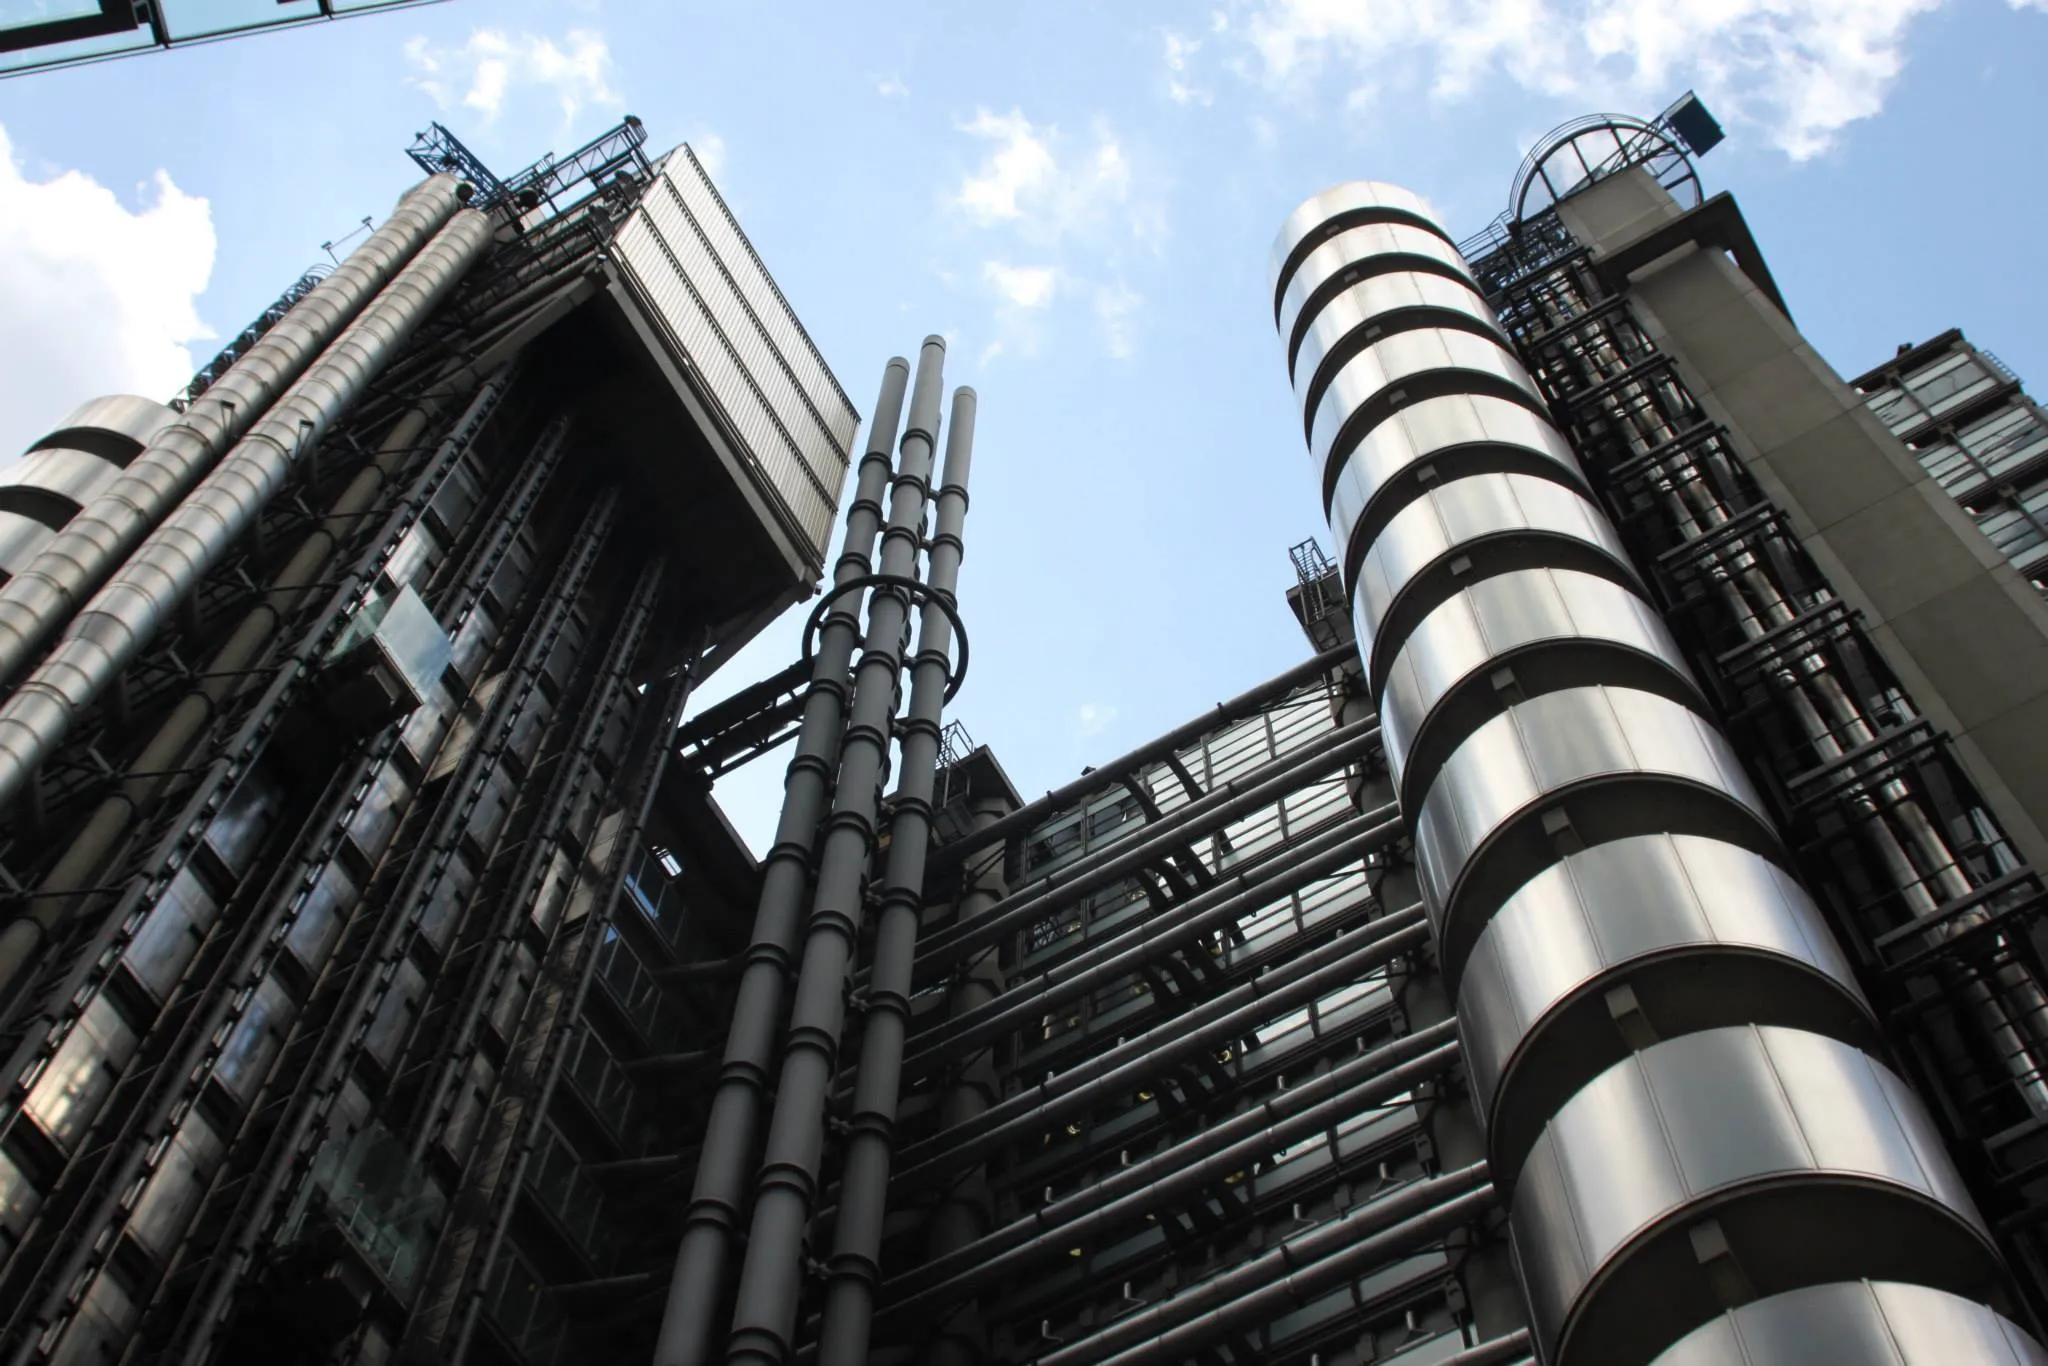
[[0, 174, 470, 696], [800, 571, 970, 699], [0, 208, 494, 828]]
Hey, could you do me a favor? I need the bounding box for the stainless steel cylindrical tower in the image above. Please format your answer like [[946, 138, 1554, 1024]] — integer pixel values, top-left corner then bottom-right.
[[1270, 182, 2040, 1365]]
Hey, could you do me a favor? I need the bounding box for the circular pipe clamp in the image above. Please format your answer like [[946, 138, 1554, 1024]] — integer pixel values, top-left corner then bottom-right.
[[801, 572, 969, 701]]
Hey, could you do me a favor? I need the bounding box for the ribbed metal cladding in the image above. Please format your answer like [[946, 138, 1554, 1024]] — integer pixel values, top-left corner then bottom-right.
[[1271, 182, 2019, 1364]]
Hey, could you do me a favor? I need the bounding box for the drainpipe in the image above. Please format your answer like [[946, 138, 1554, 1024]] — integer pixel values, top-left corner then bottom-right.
[[816, 385, 978, 1366], [724, 338, 948, 1366], [653, 354, 913, 1366]]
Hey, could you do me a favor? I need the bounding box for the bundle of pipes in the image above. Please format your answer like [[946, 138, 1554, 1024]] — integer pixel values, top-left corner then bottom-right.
[[0, 176, 498, 1007], [656, 340, 979, 1366]]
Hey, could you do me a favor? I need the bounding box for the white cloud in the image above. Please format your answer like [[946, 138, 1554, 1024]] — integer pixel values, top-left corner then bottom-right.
[[877, 75, 910, 98], [1231, 0, 1960, 158], [949, 110, 1160, 360], [952, 108, 1139, 244], [0, 125, 215, 459], [405, 28, 622, 125], [983, 261, 1058, 309], [1077, 702, 1119, 737]]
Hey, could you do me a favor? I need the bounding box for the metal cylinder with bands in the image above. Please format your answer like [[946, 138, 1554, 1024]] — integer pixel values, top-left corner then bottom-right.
[[1269, 181, 2040, 1365]]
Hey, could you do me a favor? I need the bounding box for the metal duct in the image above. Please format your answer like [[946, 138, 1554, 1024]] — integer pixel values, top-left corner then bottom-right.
[[726, 337, 948, 1366], [817, 384, 978, 1365], [653, 355, 913, 1366], [0, 174, 468, 692], [0, 207, 493, 826], [1269, 182, 2012, 1364], [0, 397, 177, 577], [1650, 1281, 2048, 1365]]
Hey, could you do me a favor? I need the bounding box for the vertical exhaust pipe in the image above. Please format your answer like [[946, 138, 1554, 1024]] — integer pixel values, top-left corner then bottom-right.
[[725, 337, 947, 1366], [816, 385, 977, 1366], [0, 174, 470, 693], [654, 355, 913, 1366]]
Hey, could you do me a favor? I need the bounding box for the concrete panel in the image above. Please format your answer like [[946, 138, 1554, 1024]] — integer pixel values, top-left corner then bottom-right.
[[1812, 485, 1991, 622], [1885, 581, 2048, 730], [1705, 347, 1853, 454], [1555, 167, 1684, 257], [1660, 290, 1799, 390], [1962, 703, 2048, 854], [1762, 409, 1913, 533], [1628, 247, 1762, 330]]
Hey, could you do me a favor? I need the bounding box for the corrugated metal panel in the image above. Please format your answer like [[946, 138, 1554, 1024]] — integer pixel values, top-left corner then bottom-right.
[[607, 149, 857, 569]]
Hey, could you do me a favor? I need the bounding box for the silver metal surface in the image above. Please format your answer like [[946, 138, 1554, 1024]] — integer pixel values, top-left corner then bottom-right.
[[1412, 685, 1778, 979], [28, 394, 181, 451], [0, 174, 467, 694], [0, 207, 494, 814], [0, 513, 54, 576], [1270, 179, 1451, 299], [1458, 833, 1875, 1180], [1291, 269, 1504, 388], [609, 148, 860, 567], [1309, 328, 1545, 473], [1379, 567, 1698, 806], [1352, 473, 1636, 685], [1512, 1025, 1998, 1366], [5, 446, 125, 512], [1325, 390, 1585, 566], [1277, 222, 1476, 347], [1650, 1281, 2048, 1366]]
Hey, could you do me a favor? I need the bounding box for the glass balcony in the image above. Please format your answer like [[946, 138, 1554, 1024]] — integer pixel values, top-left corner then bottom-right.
[[524, 1126, 620, 1269], [592, 926, 690, 1051], [288, 1121, 447, 1299]]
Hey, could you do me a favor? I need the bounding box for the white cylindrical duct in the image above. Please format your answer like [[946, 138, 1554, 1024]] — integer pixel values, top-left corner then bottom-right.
[[0, 207, 494, 818], [1270, 183, 2014, 1364], [0, 173, 470, 693]]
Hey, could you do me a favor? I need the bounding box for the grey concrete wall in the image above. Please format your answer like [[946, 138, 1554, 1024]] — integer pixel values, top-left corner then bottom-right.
[[1557, 168, 2048, 870]]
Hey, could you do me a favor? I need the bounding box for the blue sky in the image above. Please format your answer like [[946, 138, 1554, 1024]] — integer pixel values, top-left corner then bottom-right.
[[2, 0, 2044, 852]]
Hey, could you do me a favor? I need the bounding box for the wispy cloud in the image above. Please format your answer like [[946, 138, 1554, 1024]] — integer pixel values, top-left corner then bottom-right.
[[404, 28, 622, 126], [1095, 280, 1142, 359], [947, 109, 1164, 360], [877, 74, 910, 98], [1225, 0, 1961, 158], [983, 261, 1058, 309], [1163, 30, 1213, 105], [1077, 702, 1119, 738], [0, 124, 215, 458]]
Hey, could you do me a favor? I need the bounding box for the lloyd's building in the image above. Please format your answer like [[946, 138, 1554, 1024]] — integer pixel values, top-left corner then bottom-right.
[[4, 92, 2048, 1366]]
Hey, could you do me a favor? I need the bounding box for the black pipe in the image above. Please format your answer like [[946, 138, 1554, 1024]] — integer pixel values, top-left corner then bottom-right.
[[909, 719, 1383, 981], [817, 385, 978, 1366], [900, 807, 1402, 1080], [881, 1021, 1463, 1320], [887, 905, 1432, 1195], [725, 338, 948, 1366], [652, 356, 912, 1366], [1037, 1165, 1497, 1365], [929, 645, 1356, 870]]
